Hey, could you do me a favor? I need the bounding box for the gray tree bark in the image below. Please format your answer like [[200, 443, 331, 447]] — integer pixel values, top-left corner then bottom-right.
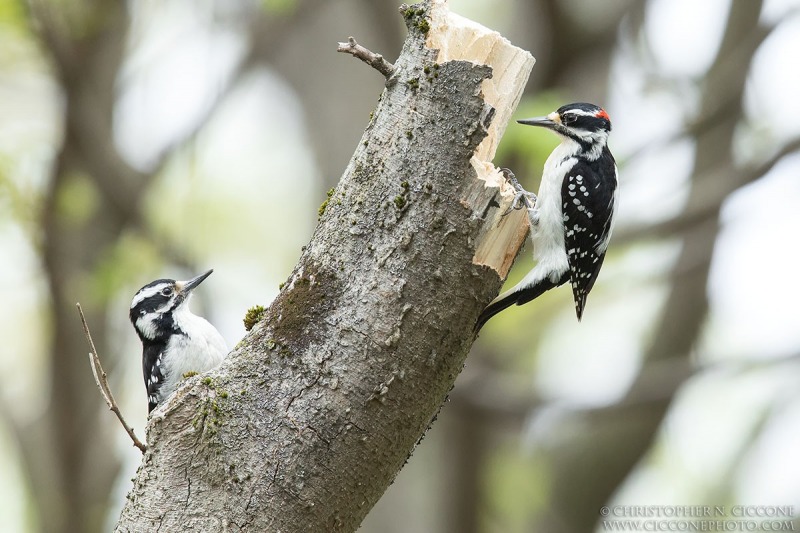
[[115, 1, 533, 531]]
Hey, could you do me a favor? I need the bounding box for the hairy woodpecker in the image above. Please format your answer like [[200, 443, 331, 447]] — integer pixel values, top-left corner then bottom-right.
[[476, 102, 618, 330], [129, 269, 228, 412]]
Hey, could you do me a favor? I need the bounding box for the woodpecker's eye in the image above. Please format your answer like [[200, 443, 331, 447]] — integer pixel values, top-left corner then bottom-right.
[[562, 113, 577, 125], [160, 287, 173, 297]]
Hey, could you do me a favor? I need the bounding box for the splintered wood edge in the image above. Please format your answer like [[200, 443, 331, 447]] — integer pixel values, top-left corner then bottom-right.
[[427, 0, 535, 278]]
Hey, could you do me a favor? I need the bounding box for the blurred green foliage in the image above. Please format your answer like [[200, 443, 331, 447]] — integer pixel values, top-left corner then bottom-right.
[[89, 233, 163, 304], [0, 0, 25, 29], [261, 0, 296, 15], [0, 156, 40, 233], [496, 92, 566, 184], [485, 444, 549, 531], [56, 172, 99, 227]]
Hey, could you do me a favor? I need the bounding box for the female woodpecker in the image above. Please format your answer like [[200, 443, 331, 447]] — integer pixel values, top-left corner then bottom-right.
[[129, 269, 228, 412], [476, 102, 619, 331]]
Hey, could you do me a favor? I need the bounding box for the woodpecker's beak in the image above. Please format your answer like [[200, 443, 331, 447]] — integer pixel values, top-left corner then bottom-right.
[[178, 269, 214, 295], [517, 111, 561, 130]]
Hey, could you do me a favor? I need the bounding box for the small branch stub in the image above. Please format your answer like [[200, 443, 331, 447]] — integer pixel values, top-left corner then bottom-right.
[[337, 36, 395, 79], [77, 303, 147, 453]]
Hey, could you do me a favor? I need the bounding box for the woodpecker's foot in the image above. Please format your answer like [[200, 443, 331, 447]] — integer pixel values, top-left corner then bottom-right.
[[500, 168, 536, 216]]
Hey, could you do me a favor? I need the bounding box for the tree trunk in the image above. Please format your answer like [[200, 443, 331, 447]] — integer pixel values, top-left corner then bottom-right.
[[115, 1, 533, 531]]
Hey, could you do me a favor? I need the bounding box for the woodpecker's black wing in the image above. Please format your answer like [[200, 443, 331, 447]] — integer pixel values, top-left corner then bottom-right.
[[142, 342, 166, 412], [561, 150, 617, 320]]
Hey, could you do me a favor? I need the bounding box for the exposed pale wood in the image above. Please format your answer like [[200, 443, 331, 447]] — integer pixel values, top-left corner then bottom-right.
[[426, 0, 534, 277]]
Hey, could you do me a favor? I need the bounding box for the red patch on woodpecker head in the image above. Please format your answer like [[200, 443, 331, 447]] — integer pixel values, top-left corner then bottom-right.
[[595, 109, 610, 121]]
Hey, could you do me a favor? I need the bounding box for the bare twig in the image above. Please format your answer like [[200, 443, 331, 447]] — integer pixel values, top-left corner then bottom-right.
[[77, 303, 147, 453], [337, 36, 395, 78]]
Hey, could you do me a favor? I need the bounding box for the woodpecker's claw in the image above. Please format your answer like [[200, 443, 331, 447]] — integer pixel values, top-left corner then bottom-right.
[[500, 168, 536, 216], [501, 193, 528, 216]]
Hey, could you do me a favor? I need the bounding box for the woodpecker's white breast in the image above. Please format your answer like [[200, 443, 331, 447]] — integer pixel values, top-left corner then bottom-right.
[[522, 140, 580, 286], [158, 305, 228, 402]]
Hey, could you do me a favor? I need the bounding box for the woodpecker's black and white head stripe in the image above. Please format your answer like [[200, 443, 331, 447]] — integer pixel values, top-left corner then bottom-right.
[[130, 270, 228, 412], [476, 102, 618, 330], [519, 103, 611, 157]]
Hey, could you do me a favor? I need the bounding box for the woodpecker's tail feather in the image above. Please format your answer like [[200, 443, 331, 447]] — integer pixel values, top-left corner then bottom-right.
[[474, 290, 522, 333], [474, 272, 569, 332]]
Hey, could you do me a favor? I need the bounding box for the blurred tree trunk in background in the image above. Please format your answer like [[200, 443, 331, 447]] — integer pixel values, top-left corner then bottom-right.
[[260, 0, 405, 188], [532, 1, 769, 531], [19, 2, 143, 531]]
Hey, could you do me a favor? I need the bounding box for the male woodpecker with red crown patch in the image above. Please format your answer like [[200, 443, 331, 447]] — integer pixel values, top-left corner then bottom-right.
[[476, 103, 619, 331]]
